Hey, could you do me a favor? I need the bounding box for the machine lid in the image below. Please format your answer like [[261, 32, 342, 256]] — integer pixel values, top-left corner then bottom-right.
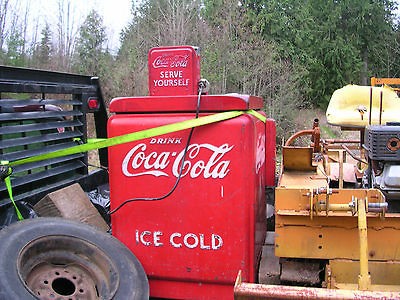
[[109, 93, 263, 113]]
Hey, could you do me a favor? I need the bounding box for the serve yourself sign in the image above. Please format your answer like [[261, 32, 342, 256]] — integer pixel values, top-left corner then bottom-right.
[[148, 46, 200, 96]]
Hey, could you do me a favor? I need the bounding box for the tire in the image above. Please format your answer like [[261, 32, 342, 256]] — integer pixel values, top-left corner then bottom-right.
[[0, 217, 149, 300]]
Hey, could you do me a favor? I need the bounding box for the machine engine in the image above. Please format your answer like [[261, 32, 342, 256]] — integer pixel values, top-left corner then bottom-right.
[[364, 123, 400, 201]]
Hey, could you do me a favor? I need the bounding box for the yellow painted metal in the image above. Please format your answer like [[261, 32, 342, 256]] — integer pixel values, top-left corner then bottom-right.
[[266, 87, 400, 295], [278, 172, 327, 189], [282, 146, 316, 172], [275, 186, 400, 260], [273, 117, 400, 293], [371, 76, 400, 87], [328, 260, 400, 291], [275, 187, 385, 212], [357, 197, 371, 290], [316, 203, 350, 211], [274, 174, 400, 293], [275, 220, 400, 260]]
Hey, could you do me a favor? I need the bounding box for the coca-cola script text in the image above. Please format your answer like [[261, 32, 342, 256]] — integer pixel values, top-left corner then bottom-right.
[[122, 143, 234, 179]]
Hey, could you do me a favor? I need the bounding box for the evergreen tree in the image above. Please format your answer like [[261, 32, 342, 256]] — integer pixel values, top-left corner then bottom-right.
[[116, 0, 203, 96], [31, 23, 52, 68], [5, 29, 25, 66], [74, 9, 107, 75], [244, 0, 398, 107]]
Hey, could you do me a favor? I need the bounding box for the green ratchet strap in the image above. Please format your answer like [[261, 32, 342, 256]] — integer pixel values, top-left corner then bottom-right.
[[247, 109, 266, 123], [2, 109, 265, 220], [0, 161, 24, 220], [9, 109, 265, 167]]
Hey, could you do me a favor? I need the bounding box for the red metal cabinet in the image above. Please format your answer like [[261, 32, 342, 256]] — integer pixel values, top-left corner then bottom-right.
[[108, 94, 266, 299]]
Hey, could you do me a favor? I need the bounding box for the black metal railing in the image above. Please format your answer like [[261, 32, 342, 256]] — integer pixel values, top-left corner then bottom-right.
[[0, 66, 108, 206]]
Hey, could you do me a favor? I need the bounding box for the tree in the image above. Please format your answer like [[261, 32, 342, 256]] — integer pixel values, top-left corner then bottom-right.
[[244, 0, 398, 107], [31, 23, 52, 69], [74, 9, 107, 75], [114, 0, 203, 97], [0, 0, 9, 50], [55, 0, 78, 71], [4, 29, 25, 66], [201, 0, 306, 139], [357, 0, 399, 80], [115, 0, 307, 140], [0, 0, 30, 66], [390, 24, 400, 77]]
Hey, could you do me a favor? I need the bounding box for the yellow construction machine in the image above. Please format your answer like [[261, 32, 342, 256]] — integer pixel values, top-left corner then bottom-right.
[[235, 78, 400, 299]]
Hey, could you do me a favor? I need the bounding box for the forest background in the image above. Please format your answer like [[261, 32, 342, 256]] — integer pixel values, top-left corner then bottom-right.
[[0, 0, 399, 141]]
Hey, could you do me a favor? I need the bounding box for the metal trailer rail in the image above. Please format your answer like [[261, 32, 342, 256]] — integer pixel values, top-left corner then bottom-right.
[[0, 66, 109, 207]]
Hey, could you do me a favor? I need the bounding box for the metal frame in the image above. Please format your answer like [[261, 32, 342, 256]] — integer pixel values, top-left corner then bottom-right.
[[0, 66, 108, 206]]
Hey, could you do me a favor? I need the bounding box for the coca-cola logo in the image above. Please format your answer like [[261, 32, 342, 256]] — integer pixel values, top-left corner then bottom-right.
[[122, 143, 234, 179], [152, 54, 189, 69]]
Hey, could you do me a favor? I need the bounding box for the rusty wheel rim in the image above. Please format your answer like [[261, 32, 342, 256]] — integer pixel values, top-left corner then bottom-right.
[[17, 235, 119, 300], [25, 263, 98, 299]]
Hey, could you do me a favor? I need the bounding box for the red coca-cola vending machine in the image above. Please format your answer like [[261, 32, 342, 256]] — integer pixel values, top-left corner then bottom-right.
[[108, 46, 274, 299]]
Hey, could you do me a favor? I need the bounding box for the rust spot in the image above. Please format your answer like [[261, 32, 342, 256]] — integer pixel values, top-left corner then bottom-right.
[[369, 250, 376, 258]]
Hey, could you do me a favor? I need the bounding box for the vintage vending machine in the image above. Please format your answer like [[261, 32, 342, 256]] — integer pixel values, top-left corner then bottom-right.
[[108, 46, 271, 299]]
